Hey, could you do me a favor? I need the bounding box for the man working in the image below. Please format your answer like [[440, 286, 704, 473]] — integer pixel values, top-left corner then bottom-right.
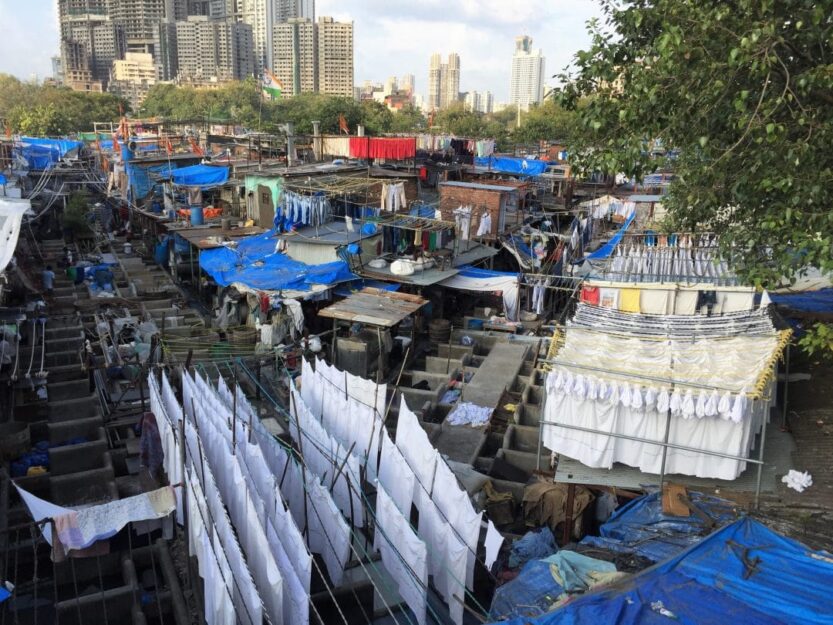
[[42, 266, 55, 296]]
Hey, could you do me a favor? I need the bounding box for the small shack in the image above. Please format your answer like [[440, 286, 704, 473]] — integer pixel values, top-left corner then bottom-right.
[[317, 287, 427, 379]]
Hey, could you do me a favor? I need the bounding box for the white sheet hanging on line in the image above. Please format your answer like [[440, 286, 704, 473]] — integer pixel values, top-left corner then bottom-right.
[[375, 485, 429, 625], [378, 429, 416, 516], [395, 395, 439, 512]]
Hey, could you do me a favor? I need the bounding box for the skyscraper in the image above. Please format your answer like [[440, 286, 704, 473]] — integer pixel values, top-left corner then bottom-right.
[[274, 0, 314, 22], [464, 89, 493, 114], [316, 17, 353, 96], [176, 16, 254, 82], [399, 73, 414, 95], [427, 53, 442, 110], [272, 17, 315, 95], [509, 35, 545, 111], [427, 53, 460, 110], [270, 15, 352, 96]]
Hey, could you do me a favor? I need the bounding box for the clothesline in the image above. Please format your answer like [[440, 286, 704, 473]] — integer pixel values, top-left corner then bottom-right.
[[240, 359, 499, 605], [173, 368, 409, 625], [240, 363, 481, 624]]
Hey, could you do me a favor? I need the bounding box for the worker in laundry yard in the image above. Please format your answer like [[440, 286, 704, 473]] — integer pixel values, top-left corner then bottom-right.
[[41, 265, 55, 296]]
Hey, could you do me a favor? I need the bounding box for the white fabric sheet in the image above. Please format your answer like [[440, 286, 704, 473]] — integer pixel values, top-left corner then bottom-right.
[[376, 485, 428, 625], [395, 395, 438, 512], [378, 430, 416, 516], [438, 272, 520, 322]]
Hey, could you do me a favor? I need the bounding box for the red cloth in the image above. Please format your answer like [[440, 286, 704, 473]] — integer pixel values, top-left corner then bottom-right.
[[580, 286, 600, 305], [349, 137, 416, 160], [419, 166, 427, 181]]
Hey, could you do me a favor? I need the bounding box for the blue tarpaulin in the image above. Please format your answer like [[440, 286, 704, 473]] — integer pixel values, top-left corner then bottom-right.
[[15, 137, 83, 170], [769, 288, 833, 314], [582, 210, 637, 262], [200, 229, 356, 292], [170, 164, 229, 188], [490, 518, 833, 625], [580, 490, 739, 562], [127, 163, 178, 200], [474, 156, 549, 176]]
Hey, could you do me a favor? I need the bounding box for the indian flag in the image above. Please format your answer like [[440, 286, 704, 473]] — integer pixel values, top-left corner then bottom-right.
[[262, 69, 283, 100]]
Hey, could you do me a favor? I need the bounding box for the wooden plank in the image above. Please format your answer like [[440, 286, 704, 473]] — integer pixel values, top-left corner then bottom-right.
[[662, 483, 691, 517]]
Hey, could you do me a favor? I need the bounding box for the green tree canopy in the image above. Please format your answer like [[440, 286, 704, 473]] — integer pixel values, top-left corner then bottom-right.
[[557, 0, 833, 287], [512, 99, 580, 144], [0, 74, 126, 134]]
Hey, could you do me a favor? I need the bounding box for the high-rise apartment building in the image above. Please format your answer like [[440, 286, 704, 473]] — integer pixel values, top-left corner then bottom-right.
[[272, 17, 315, 96], [427, 53, 460, 110], [106, 0, 167, 52], [464, 90, 493, 114], [271, 15, 351, 96], [399, 73, 414, 95], [61, 15, 126, 91], [176, 16, 254, 82], [509, 35, 545, 111], [316, 17, 353, 96], [427, 53, 442, 110], [440, 53, 460, 108], [109, 52, 158, 109], [275, 0, 314, 22]]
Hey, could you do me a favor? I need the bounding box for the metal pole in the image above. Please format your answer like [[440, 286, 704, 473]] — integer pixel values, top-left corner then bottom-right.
[[782, 343, 791, 429], [658, 407, 672, 487], [754, 400, 769, 509], [536, 420, 543, 471]]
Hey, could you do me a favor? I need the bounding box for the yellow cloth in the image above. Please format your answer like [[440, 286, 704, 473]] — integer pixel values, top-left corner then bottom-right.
[[619, 288, 641, 313]]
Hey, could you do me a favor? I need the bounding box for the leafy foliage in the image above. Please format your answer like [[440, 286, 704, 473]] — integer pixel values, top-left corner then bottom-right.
[[0, 74, 126, 134], [62, 191, 92, 236], [556, 0, 833, 287]]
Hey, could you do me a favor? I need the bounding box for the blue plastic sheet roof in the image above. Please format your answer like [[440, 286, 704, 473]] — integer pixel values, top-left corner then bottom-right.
[[200, 229, 356, 292], [474, 155, 549, 176], [170, 164, 229, 187], [580, 490, 739, 562], [456, 265, 518, 279], [582, 210, 637, 262], [15, 137, 83, 170], [491, 518, 833, 625]]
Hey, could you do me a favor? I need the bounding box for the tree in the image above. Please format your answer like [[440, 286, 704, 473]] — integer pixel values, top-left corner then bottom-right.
[[390, 105, 426, 133], [0, 74, 126, 134], [556, 0, 833, 289], [512, 99, 579, 144]]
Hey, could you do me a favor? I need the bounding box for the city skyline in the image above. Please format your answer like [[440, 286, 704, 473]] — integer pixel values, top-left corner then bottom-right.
[[0, 1, 600, 102]]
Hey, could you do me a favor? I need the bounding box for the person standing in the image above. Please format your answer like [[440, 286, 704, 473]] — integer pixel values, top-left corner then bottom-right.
[[42, 266, 55, 296]]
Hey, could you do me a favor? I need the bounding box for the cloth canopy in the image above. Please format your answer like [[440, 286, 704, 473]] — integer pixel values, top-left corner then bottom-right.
[[349, 137, 416, 160], [199, 229, 356, 292], [127, 162, 178, 200], [170, 164, 229, 188], [491, 518, 833, 625], [439, 266, 520, 321], [474, 156, 548, 176], [543, 304, 787, 479]]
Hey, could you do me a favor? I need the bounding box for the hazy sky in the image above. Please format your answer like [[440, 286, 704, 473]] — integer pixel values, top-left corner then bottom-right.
[[0, 0, 601, 102]]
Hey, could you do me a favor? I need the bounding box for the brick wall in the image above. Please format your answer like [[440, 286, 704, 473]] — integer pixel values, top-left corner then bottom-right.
[[438, 184, 505, 239]]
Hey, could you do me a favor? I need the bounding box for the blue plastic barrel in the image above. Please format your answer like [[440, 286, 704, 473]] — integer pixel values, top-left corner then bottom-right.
[[155, 243, 169, 267], [190, 205, 204, 225]]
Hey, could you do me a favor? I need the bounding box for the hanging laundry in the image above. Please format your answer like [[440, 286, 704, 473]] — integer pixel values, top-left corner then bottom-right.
[[599, 288, 619, 309], [453, 205, 472, 240], [475, 210, 492, 237], [580, 285, 600, 305], [618, 288, 641, 313]]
